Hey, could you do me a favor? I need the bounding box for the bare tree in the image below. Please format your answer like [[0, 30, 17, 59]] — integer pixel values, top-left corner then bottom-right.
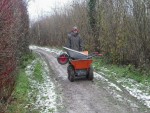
[[30, 0, 150, 69]]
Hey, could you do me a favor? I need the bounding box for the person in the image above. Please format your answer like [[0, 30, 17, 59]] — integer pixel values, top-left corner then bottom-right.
[[66, 26, 83, 51]]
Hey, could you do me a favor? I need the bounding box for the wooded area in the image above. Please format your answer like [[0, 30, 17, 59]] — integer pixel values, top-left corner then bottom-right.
[[31, 0, 150, 68], [0, 0, 150, 105]]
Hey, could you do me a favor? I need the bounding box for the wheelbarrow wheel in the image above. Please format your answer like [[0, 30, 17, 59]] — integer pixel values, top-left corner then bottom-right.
[[87, 66, 94, 80], [67, 65, 75, 82]]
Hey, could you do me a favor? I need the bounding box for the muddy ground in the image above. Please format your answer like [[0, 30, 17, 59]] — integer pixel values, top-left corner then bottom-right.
[[34, 48, 149, 113]]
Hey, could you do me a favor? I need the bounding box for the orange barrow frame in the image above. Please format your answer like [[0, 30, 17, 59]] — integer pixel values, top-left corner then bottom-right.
[[70, 59, 92, 70]]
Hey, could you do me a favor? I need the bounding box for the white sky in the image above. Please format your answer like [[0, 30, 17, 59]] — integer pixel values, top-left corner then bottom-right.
[[28, 0, 71, 21]]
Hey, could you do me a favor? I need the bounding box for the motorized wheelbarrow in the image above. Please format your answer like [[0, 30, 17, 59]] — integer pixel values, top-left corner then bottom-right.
[[57, 47, 102, 82]]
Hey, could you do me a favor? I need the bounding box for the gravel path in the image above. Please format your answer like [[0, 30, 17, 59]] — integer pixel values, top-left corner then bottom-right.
[[34, 48, 149, 113]]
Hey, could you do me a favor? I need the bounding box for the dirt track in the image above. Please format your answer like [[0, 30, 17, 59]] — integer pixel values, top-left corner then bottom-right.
[[34, 48, 149, 113]]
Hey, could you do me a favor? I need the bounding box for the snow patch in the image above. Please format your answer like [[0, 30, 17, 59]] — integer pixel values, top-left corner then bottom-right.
[[41, 47, 64, 55], [94, 72, 140, 108], [29, 45, 65, 56], [94, 72, 122, 92], [29, 45, 39, 50], [25, 59, 59, 113], [118, 78, 150, 108], [99, 66, 150, 108]]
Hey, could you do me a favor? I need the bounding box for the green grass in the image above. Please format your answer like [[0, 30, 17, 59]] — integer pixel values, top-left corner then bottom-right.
[[33, 61, 43, 83], [6, 70, 30, 113], [6, 53, 44, 113], [21, 53, 35, 69], [93, 57, 150, 86], [6, 53, 36, 113]]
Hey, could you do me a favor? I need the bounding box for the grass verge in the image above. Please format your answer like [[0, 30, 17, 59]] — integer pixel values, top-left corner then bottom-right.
[[33, 61, 43, 83], [93, 57, 150, 88], [6, 71, 30, 113], [5, 53, 38, 113]]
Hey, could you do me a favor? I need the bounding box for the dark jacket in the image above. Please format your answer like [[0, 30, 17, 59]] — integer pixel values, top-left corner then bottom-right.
[[66, 32, 83, 51]]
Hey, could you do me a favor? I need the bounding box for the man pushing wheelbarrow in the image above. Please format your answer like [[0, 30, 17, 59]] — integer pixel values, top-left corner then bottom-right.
[[57, 26, 102, 82], [66, 26, 83, 52]]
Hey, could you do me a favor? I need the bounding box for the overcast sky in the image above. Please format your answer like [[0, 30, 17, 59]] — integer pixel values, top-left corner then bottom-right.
[[28, 0, 71, 21]]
